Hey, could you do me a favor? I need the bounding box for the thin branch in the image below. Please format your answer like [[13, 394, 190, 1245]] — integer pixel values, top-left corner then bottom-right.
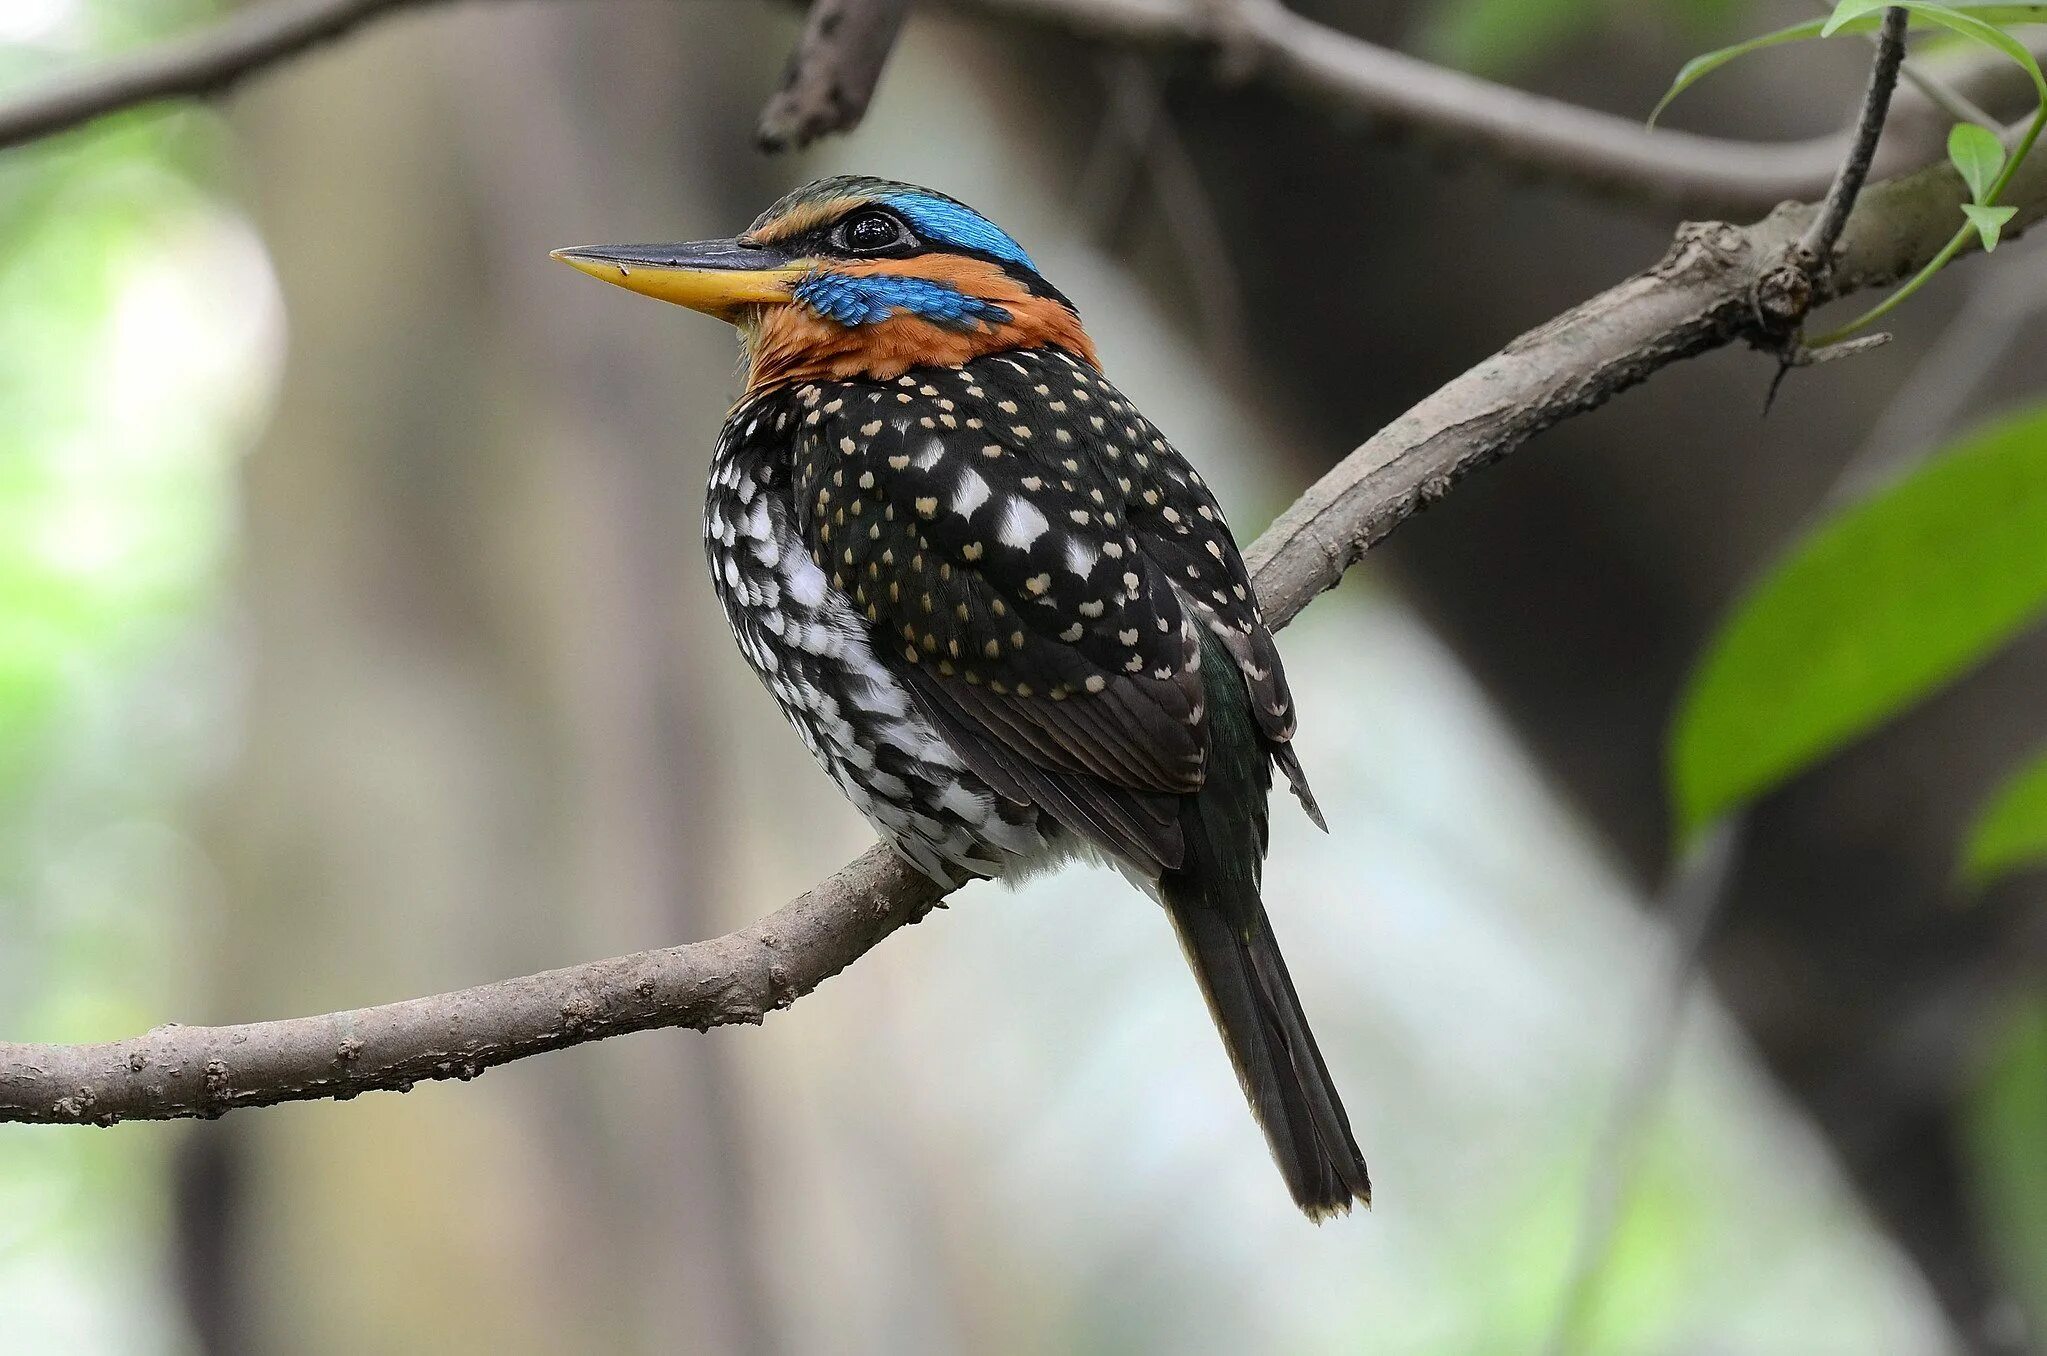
[[3, 141, 2043, 1127], [1801, 7, 1911, 266], [755, 0, 914, 151], [955, 0, 2031, 216], [0, 0, 438, 151]]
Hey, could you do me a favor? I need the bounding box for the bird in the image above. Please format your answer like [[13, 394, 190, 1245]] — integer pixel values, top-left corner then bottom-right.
[[553, 176, 1370, 1219]]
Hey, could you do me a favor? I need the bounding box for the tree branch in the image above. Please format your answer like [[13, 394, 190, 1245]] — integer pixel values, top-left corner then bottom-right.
[[5, 140, 2043, 1126], [1801, 8, 1910, 266], [954, 0, 2026, 216], [756, 0, 914, 151], [0, 0, 443, 151], [0, 0, 2032, 220]]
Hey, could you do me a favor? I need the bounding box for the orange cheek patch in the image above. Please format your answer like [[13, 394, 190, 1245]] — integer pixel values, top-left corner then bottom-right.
[[745, 257, 1098, 392]]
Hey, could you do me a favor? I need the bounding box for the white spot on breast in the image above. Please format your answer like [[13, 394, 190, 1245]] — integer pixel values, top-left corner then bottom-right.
[[952, 466, 992, 518], [998, 497, 1049, 550], [1064, 537, 1098, 578], [913, 436, 947, 471]]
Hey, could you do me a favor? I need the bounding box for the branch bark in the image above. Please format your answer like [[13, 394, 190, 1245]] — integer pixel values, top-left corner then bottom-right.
[[5, 140, 2042, 1126], [1801, 7, 1911, 265], [756, 0, 914, 151]]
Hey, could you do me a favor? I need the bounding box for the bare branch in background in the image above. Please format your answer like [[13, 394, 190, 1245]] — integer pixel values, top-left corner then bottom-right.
[[756, 0, 914, 151], [960, 0, 2029, 216], [1543, 820, 1746, 1356], [3, 137, 2042, 1125], [0, 0, 2034, 217], [0, 0, 434, 151]]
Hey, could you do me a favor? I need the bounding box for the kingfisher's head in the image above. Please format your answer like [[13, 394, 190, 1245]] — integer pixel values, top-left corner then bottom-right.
[[553, 176, 1098, 393]]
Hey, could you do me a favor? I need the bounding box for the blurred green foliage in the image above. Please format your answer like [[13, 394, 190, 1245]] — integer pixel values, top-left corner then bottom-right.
[[1671, 403, 2047, 835], [1967, 999, 2047, 1340], [1417, 0, 1751, 76], [0, 3, 258, 1345], [1962, 750, 2047, 885]]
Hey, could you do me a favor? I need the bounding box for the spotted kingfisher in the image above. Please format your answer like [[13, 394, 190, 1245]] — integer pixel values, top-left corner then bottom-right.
[[554, 176, 1370, 1218]]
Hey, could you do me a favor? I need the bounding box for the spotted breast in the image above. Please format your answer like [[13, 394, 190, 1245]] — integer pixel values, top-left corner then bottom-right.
[[705, 345, 1313, 886]]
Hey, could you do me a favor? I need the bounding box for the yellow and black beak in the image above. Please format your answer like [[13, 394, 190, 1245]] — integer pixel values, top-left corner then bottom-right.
[[550, 238, 809, 321]]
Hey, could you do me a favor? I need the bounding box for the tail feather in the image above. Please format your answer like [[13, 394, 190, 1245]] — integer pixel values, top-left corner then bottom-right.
[[1164, 882, 1372, 1218], [1163, 627, 1369, 1219]]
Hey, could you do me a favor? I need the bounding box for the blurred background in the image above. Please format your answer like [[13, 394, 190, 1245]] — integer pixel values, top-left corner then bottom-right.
[[0, 0, 2042, 1351]]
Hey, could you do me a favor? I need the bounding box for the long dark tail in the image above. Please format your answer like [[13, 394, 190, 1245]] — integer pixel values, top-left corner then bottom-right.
[[1161, 637, 1370, 1220]]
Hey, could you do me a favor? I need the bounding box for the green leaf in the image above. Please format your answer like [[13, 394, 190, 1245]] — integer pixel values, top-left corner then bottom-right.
[[1963, 201, 2020, 248], [1822, 0, 1894, 36], [1670, 404, 2047, 835], [1652, 19, 1831, 125], [1829, 3, 2047, 38], [1651, 8, 2047, 127], [1949, 122, 2007, 202], [1889, 5, 2047, 107], [1961, 752, 2047, 885]]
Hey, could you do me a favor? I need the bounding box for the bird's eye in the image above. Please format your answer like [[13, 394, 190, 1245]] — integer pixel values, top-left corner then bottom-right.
[[835, 210, 909, 254]]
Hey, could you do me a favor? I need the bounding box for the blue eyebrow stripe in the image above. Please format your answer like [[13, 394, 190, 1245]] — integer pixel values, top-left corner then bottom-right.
[[883, 193, 1037, 272], [794, 272, 1013, 328]]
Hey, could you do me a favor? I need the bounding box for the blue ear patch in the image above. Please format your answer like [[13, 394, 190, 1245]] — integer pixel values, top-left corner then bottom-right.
[[794, 271, 1012, 329], [882, 193, 1038, 272]]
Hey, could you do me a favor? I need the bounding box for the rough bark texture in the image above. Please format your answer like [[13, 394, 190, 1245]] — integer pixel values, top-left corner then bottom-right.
[[756, 0, 915, 150]]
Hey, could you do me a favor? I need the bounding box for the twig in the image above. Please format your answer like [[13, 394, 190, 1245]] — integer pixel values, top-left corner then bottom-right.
[[3, 140, 2043, 1126], [756, 0, 914, 151], [1075, 54, 1165, 240], [1801, 7, 1911, 268], [0, 0, 433, 151], [1827, 0, 2001, 134], [1074, 57, 1250, 370], [1543, 820, 1746, 1356]]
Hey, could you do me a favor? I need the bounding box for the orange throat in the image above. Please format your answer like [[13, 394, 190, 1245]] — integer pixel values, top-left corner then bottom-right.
[[740, 258, 1100, 392]]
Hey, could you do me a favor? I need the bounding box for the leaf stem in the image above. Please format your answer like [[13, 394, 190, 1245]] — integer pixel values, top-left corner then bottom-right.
[[1811, 99, 2047, 344]]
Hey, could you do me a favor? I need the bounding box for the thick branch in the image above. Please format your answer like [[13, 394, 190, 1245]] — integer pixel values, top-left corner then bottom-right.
[[5, 144, 2041, 1126], [756, 0, 914, 151]]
